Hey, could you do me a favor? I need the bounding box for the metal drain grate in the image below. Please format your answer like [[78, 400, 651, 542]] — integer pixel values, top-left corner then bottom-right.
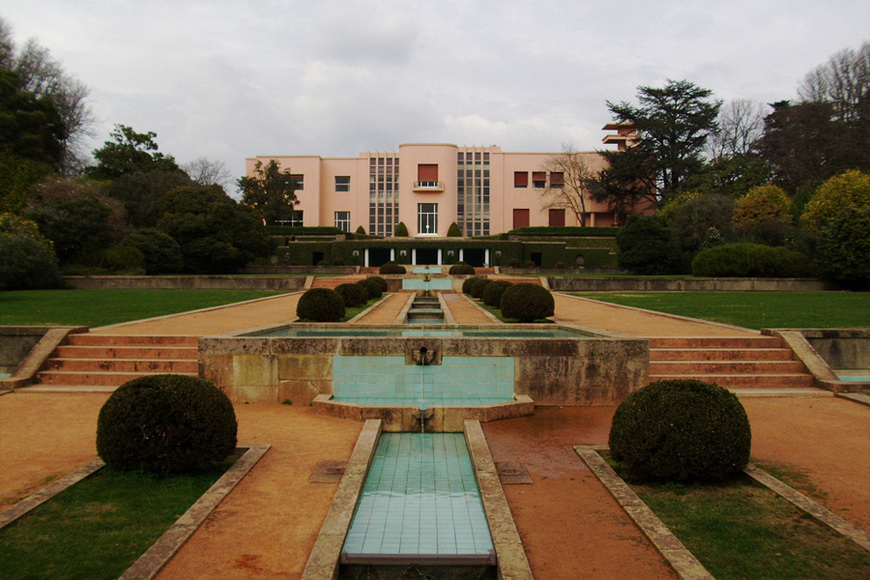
[[495, 462, 533, 485], [309, 460, 347, 483]]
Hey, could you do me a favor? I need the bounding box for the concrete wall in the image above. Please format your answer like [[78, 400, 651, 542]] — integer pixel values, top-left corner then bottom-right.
[[549, 277, 833, 292], [0, 327, 47, 373], [63, 276, 307, 291], [800, 329, 870, 370], [199, 326, 648, 407]]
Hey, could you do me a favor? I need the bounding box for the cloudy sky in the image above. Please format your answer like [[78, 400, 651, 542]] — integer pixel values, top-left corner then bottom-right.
[[3, 1, 869, 190]]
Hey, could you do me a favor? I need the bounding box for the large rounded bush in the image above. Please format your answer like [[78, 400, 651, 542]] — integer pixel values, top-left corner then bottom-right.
[[816, 206, 870, 288], [499, 283, 555, 322], [462, 276, 482, 295], [335, 282, 369, 307], [449, 262, 475, 275], [470, 277, 493, 299], [296, 288, 346, 321], [367, 275, 389, 294], [616, 216, 687, 275], [801, 170, 870, 232], [379, 261, 406, 275], [0, 233, 60, 290], [482, 280, 512, 308], [609, 379, 751, 482], [356, 278, 383, 299], [96, 374, 237, 474], [691, 243, 810, 277], [120, 228, 184, 274]]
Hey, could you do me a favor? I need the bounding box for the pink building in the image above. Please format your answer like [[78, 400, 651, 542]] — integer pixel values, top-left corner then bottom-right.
[[245, 125, 640, 236]]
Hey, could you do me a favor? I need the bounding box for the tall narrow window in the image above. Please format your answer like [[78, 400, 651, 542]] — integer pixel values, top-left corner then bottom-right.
[[532, 172, 546, 188], [334, 211, 350, 232], [514, 172, 528, 188], [550, 172, 564, 188], [548, 208, 565, 227], [418, 203, 438, 235], [335, 176, 350, 192]]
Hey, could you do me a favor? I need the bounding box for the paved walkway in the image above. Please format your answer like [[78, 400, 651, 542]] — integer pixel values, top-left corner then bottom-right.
[[2, 289, 868, 580]]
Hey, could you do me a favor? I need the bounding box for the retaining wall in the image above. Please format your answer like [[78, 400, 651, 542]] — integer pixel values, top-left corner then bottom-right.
[[549, 277, 833, 292], [63, 276, 307, 291]]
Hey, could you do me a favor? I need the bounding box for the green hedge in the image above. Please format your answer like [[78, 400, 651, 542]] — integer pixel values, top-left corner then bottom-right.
[[691, 243, 811, 278], [505, 226, 620, 237]]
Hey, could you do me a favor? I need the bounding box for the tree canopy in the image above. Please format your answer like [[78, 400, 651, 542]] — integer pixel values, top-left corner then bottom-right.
[[237, 159, 299, 225], [86, 124, 183, 180]]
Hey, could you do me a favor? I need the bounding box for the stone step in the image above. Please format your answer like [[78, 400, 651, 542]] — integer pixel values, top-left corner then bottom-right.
[[649, 373, 817, 388], [310, 277, 364, 289], [35, 370, 199, 386], [650, 348, 796, 361], [54, 346, 199, 360], [649, 360, 807, 375], [648, 336, 783, 349], [66, 334, 199, 347], [43, 358, 199, 373]]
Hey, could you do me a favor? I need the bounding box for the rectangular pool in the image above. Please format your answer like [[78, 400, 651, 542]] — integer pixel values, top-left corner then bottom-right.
[[247, 327, 591, 338], [342, 433, 494, 564]]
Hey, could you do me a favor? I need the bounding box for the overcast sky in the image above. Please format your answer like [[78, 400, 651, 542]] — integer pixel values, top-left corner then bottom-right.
[[3, 1, 869, 191]]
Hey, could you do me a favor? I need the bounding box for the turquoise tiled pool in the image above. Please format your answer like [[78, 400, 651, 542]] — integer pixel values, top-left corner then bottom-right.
[[249, 327, 589, 338], [342, 433, 494, 563], [412, 266, 443, 274], [332, 355, 513, 407], [402, 278, 454, 291]]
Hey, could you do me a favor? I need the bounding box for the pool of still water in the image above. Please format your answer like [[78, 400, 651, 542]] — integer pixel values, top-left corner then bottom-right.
[[342, 433, 494, 560]]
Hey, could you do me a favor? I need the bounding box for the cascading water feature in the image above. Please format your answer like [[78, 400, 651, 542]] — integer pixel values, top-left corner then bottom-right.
[[418, 346, 428, 433]]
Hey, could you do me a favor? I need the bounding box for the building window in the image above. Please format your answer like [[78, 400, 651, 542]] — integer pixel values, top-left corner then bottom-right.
[[548, 208, 565, 227], [550, 172, 564, 188], [278, 210, 304, 227], [335, 211, 350, 232], [335, 176, 350, 192], [532, 172, 546, 188], [418, 203, 438, 235], [290, 174, 304, 190], [417, 164, 439, 187], [513, 208, 530, 229], [514, 172, 528, 188]]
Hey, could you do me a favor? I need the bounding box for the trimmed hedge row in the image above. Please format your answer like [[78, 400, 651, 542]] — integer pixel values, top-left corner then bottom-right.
[[691, 243, 810, 277]]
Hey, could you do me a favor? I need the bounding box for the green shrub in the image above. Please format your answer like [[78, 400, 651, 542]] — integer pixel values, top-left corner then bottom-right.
[[609, 379, 751, 482], [801, 170, 870, 232], [691, 243, 810, 277], [333, 258, 345, 266], [379, 261, 406, 274], [470, 277, 493, 299], [394, 222, 409, 237], [481, 280, 512, 308], [507, 258, 523, 268], [499, 283, 555, 322], [815, 206, 870, 288], [447, 222, 462, 237], [96, 374, 237, 475], [616, 216, 687, 275], [356, 278, 383, 299], [334, 282, 369, 307], [669, 193, 735, 254], [296, 288, 346, 321], [448, 262, 475, 275], [555, 262, 566, 269], [462, 276, 482, 295], [0, 233, 60, 290], [355, 225, 366, 235], [367, 276, 389, 294], [523, 260, 536, 269], [120, 228, 184, 274]]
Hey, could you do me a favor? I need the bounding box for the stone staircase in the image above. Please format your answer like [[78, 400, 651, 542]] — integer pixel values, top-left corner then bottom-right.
[[32, 334, 199, 390], [648, 336, 817, 390]]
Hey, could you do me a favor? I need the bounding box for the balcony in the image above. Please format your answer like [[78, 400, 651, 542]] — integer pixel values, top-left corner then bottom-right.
[[413, 181, 444, 192]]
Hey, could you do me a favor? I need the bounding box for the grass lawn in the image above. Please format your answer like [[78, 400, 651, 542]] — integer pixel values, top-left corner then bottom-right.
[[572, 291, 870, 329], [603, 454, 870, 579], [0, 454, 240, 580], [0, 289, 288, 327]]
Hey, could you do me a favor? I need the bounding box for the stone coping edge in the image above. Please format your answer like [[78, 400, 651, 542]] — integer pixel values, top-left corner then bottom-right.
[[0, 445, 270, 579], [743, 464, 870, 552], [302, 419, 382, 580], [573, 446, 714, 580], [465, 419, 534, 579], [458, 294, 502, 323]]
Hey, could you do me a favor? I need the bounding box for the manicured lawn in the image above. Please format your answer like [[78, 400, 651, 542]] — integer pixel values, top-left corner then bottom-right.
[[0, 289, 288, 327], [603, 454, 870, 579], [0, 455, 239, 580], [572, 291, 870, 329]]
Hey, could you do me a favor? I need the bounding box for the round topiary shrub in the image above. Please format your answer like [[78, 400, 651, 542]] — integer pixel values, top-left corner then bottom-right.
[[367, 275, 389, 294], [523, 260, 537, 269], [296, 287, 346, 321], [448, 262, 475, 275], [96, 374, 237, 474], [507, 258, 523, 268], [609, 379, 751, 482], [555, 262, 566, 269], [379, 261, 406, 275], [482, 280, 512, 308], [334, 282, 369, 307], [356, 278, 383, 299], [470, 277, 493, 299], [462, 276, 482, 295], [499, 283, 554, 322]]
